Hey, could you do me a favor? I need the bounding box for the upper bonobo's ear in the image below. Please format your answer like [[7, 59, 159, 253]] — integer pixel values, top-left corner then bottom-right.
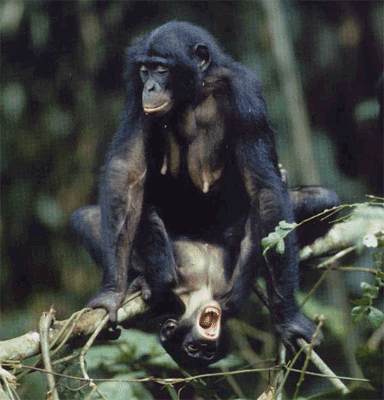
[[194, 44, 211, 71]]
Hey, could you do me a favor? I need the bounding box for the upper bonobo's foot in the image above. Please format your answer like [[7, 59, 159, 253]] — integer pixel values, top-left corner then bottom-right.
[[276, 311, 323, 352], [87, 290, 126, 322]]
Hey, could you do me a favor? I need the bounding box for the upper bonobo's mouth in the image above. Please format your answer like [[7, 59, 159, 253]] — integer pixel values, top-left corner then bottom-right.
[[198, 305, 221, 340], [143, 101, 172, 114]]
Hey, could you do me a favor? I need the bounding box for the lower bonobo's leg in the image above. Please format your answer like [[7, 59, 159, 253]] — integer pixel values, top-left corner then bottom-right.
[[260, 186, 340, 248], [290, 186, 340, 247], [71, 206, 103, 267]]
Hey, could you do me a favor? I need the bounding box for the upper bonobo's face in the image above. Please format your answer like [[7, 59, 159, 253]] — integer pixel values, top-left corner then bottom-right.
[[137, 33, 211, 117], [140, 64, 174, 116]]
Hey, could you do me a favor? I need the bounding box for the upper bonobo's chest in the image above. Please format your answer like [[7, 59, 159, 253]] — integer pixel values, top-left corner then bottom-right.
[[158, 94, 228, 194]]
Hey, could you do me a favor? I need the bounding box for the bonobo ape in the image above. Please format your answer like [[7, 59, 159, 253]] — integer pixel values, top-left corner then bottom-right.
[[71, 21, 339, 366], [72, 186, 339, 368]]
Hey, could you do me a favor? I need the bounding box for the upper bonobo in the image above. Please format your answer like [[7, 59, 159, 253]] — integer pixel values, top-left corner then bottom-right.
[[71, 22, 337, 367]]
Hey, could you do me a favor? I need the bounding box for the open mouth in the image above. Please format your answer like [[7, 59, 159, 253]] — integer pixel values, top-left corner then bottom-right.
[[199, 306, 221, 339]]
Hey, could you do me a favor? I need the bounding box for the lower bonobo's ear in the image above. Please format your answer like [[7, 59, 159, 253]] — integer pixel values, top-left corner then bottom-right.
[[194, 44, 211, 71]]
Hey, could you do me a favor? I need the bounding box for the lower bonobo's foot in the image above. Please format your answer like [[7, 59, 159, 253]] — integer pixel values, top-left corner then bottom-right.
[[87, 290, 126, 322], [276, 311, 323, 351]]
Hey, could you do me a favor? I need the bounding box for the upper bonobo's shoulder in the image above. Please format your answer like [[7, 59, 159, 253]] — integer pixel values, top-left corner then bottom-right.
[[231, 62, 262, 93], [203, 68, 232, 96]]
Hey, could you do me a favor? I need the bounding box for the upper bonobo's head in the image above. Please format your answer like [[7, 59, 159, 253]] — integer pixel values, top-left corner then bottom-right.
[[125, 22, 228, 117], [160, 294, 227, 369]]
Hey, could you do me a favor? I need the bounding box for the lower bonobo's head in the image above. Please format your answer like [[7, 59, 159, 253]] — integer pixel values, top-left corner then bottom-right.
[[160, 299, 227, 369], [125, 22, 228, 117]]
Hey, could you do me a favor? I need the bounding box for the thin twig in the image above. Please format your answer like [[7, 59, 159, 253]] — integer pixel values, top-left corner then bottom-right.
[[297, 338, 349, 394], [39, 307, 59, 400], [274, 343, 286, 400], [79, 314, 109, 380], [293, 317, 324, 399], [300, 247, 356, 308]]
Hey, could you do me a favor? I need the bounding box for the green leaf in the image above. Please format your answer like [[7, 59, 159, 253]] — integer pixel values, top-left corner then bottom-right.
[[261, 232, 280, 247], [278, 220, 296, 230], [352, 297, 371, 306], [371, 250, 383, 266], [366, 307, 384, 329], [376, 270, 384, 280], [351, 306, 366, 323], [276, 239, 285, 254], [361, 282, 379, 299]]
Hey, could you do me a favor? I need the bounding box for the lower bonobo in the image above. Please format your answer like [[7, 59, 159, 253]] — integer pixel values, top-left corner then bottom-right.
[[72, 186, 339, 368]]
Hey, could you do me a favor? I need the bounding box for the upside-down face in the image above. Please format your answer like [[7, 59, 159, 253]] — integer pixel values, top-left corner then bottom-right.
[[160, 298, 223, 369]]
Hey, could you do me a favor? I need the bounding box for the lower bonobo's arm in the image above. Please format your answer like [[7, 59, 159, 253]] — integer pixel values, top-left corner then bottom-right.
[[88, 130, 147, 321], [134, 207, 178, 299]]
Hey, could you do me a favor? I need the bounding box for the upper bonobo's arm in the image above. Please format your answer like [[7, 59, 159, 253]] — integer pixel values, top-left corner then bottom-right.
[[235, 136, 321, 348], [88, 128, 147, 321]]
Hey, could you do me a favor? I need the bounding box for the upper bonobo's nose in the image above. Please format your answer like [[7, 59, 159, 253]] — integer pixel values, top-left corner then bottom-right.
[[145, 80, 155, 92]]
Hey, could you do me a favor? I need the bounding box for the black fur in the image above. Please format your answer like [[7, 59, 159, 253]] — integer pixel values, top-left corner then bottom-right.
[[71, 22, 339, 368]]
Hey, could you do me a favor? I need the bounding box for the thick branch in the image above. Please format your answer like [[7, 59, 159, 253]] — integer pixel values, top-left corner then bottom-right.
[[0, 292, 148, 362]]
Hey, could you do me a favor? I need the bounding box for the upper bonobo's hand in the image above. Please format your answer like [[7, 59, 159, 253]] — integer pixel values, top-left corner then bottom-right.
[[87, 290, 126, 322], [276, 311, 323, 351]]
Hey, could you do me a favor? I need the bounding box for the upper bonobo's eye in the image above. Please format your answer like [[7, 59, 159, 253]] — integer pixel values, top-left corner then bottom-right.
[[156, 65, 169, 75], [139, 65, 149, 78]]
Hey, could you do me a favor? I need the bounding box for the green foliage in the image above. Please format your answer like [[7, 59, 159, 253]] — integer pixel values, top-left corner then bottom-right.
[[261, 220, 297, 255], [351, 232, 384, 328]]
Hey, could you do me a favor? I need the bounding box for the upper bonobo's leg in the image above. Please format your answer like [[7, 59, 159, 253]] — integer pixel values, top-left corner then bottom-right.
[[89, 130, 147, 321], [262, 184, 323, 347]]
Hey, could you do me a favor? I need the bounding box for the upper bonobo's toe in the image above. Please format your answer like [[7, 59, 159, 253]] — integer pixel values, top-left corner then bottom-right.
[[277, 311, 323, 350], [87, 291, 125, 322]]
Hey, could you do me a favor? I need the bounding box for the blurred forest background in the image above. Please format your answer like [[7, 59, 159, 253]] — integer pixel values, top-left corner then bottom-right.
[[1, 1, 383, 399]]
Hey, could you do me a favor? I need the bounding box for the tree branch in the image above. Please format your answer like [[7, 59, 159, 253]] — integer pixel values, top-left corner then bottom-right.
[[0, 292, 147, 363]]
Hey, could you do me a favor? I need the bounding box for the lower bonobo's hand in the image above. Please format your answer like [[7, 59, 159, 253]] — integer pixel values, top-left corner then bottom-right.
[[127, 275, 152, 301], [276, 311, 323, 352], [127, 275, 176, 308], [87, 290, 126, 322]]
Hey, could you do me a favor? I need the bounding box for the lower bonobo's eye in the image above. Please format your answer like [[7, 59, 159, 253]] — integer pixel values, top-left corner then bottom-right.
[[187, 343, 199, 354], [160, 319, 178, 341]]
